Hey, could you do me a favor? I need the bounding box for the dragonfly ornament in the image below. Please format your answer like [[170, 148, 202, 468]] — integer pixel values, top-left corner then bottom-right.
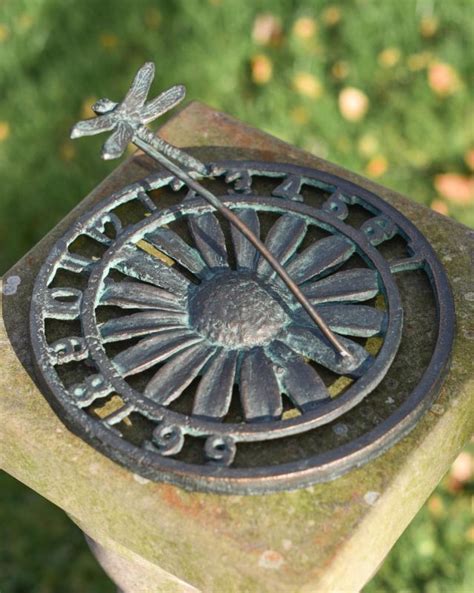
[[71, 62, 207, 174], [71, 62, 353, 360]]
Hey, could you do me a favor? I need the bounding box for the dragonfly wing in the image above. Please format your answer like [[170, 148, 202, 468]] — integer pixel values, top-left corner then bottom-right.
[[122, 62, 155, 112], [101, 122, 134, 160], [141, 85, 186, 124], [70, 114, 115, 139]]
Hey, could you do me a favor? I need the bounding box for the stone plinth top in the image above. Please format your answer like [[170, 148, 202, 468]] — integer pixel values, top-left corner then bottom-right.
[[1, 102, 473, 593]]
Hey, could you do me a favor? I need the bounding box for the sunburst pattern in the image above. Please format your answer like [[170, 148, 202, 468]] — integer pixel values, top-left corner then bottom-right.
[[98, 208, 385, 422]]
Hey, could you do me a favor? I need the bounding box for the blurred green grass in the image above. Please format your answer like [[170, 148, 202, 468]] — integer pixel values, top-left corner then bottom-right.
[[0, 473, 115, 593], [0, 0, 472, 591], [0, 0, 473, 273]]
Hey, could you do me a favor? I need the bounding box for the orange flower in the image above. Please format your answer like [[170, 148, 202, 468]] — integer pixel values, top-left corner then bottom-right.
[[252, 13, 282, 46], [451, 451, 473, 483], [434, 173, 474, 205], [338, 87, 369, 122], [366, 156, 388, 178], [292, 17, 318, 40], [447, 451, 473, 492], [250, 54, 273, 85], [428, 62, 460, 96], [322, 6, 342, 27], [420, 15, 439, 38], [427, 495, 444, 517], [378, 47, 401, 68], [292, 72, 322, 99]]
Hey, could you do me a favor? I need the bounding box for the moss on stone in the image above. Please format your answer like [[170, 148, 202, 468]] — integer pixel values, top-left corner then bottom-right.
[[1, 103, 472, 592]]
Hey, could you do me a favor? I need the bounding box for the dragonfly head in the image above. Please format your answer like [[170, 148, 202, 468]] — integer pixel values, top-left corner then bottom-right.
[[92, 97, 118, 115]]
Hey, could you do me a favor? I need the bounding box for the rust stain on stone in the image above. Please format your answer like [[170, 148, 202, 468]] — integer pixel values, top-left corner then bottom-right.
[[159, 484, 204, 518]]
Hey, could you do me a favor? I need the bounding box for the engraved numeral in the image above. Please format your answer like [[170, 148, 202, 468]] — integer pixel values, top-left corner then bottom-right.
[[146, 423, 184, 456], [272, 175, 304, 202], [137, 190, 157, 212], [43, 288, 83, 320], [69, 373, 113, 406], [86, 213, 123, 245], [225, 170, 252, 193], [48, 336, 89, 365], [59, 252, 95, 274], [322, 191, 349, 220], [389, 255, 425, 273], [205, 435, 236, 466], [361, 216, 397, 245]]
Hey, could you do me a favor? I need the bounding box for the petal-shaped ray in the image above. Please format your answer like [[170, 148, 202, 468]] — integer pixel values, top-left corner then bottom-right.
[[192, 349, 238, 419], [113, 329, 201, 376], [286, 236, 355, 285], [141, 85, 186, 123], [188, 213, 228, 269], [114, 245, 190, 296], [240, 348, 282, 421], [100, 311, 187, 342], [302, 269, 379, 304], [280, 324, 371, 377], [101, 122, 134, 160], [256, 214, 307, 278], [99, 281, 184, 310], [144, 343, 215, 404], [269, 341, 329, 411], [122, 61, 155, 111], [231, 209, 260, 270], [145, 227, 206, 276], [315, 304, 386, 337], [70, 114, 116, 139]]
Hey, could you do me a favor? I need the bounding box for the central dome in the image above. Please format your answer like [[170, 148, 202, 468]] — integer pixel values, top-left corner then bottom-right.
[[189, 272, 288, 348]]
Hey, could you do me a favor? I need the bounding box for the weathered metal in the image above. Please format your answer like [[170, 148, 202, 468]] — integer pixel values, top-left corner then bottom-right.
[[71, 62, 352, 358], [29, 158, 455, 493], [28, 62, 455, 494]]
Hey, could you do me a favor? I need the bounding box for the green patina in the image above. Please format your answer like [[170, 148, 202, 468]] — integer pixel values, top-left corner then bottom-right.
[[0, 104, 472, 593]]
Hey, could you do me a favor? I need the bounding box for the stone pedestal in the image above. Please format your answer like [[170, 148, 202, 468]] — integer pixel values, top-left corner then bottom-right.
[[1, 103, 473, 592]]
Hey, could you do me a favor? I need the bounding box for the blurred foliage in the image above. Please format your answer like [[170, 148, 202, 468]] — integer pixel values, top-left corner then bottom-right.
[[365, 445, 474, 593], [0, 472, 114, 593], [0, 0, 473, 272], [0, 0, 472, 591]]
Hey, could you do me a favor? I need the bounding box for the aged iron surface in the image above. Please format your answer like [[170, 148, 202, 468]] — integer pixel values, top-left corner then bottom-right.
[[71, 62, 352, 358], [28, 64, 455, 494]]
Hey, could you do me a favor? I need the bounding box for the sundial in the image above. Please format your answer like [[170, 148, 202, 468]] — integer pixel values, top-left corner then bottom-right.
[[30, 62, 455, 494]]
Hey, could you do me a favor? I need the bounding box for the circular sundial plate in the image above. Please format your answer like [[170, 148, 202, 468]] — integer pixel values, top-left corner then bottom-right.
[[30, 160, 455, 494]]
